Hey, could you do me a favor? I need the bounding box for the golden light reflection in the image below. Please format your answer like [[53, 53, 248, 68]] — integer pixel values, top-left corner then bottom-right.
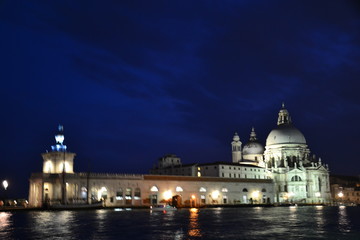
[[188, 208, 201, 238], [338, 205, 351, 233], [0, 212, 11, 231]]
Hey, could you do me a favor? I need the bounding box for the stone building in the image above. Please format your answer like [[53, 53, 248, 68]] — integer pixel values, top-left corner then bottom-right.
[[28, 127, 274, 208], [151, 104, 332, 204]]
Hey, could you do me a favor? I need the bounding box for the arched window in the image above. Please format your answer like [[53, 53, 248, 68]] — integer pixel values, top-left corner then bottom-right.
[[243, 188, 248, 192], [291, 175, 302, 181], [222, 188, 228, 193], [262, 188, 266, 192], [150, 186, 159, 192], [125, 188, 132, 200], [134, 188, 141, 200], [176, 186, 183, 192], [199, 187, 206, 192], [116, 188, 123, 200]]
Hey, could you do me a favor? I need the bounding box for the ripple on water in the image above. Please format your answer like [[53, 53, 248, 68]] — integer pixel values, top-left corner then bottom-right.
[[1, 206, 360, 239]]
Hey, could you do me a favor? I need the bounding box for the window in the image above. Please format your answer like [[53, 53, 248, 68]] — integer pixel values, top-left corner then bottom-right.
[[134, 188, 141, 200], [150, 186, 159, 192], [222, 188, 228, 192], [176, 186, 183, 192], [222, 173, 224, 177], [201, 195, 206, 204], [199, 187, 207, 192], [291, 175, 302, 181], [229, 173, 231, 178], [262, 188, 266, 192], [125, 188, 132, 200], [116, 188, 123, 200], [243, 188, 248, 192]]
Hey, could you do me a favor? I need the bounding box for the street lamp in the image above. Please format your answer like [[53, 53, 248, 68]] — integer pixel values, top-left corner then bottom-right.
[[2, 180, 8, 190]]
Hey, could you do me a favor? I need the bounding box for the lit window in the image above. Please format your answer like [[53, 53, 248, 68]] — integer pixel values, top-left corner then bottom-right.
[[222, 188, 228, 192], [150, 186, 159, 192], [176, 186, 183, 192], [134, 188, 141, 200], [116, 189, 123, 200], [199, 187, 206, 192], [125, 188, 132, 200]]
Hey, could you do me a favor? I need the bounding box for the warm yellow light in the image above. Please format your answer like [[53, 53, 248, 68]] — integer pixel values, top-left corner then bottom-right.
[[163, 190, 172, 200], [2, 180, 8, 190], [287, 192, 295, 198], [98, 186, 107, 200], [252, 190, 260, 199], [211, 190, 220, 199], [191, 194, 196, 200], [190, 208, 198, 213], [315, 192, 321, 197], [150, 186, 158, 192], [338, 192, 344, 198]]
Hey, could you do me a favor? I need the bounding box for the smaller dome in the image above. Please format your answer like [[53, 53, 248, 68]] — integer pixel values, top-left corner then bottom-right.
[[242, 142, 264, 155], [242, 128, 264, 155]]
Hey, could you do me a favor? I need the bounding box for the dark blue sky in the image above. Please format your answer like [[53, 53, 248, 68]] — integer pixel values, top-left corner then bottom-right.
[[1, 1, 360, 198]]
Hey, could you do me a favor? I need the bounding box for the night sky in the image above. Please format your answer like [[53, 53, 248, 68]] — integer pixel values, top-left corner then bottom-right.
[[1, 1, 360, 198]]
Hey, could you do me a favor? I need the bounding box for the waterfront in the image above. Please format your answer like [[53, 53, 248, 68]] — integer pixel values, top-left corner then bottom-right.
[[1, 206, 360, 239]]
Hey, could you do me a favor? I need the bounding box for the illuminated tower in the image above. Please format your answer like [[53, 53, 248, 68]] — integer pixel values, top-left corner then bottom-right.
[[42, 125, 76, 174], [231, 132, 242, 163]]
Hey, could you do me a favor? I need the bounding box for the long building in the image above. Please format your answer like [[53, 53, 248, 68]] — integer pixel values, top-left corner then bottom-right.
[[28, 127, 274, 208], [29, 104, 331, 207]]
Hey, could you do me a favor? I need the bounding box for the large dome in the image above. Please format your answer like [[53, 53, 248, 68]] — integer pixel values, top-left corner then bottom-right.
[[266, 124, 306, 146], [243, 142, 264, 155]]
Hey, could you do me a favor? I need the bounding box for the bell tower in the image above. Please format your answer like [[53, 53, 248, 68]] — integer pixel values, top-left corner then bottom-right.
[[42, 125, 76, 174], [231, 132, 242, 163], [277, 102, 292, 125]]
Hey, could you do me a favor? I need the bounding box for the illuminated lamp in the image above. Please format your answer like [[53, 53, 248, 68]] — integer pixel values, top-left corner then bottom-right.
[[211, 190, 220, 199]]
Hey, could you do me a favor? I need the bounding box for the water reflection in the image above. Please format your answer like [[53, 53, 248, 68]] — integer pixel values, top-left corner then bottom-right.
[[188, 208, 202, 238], [0, 212, 11, 239], [32, 211, 76, 239], [338, 206, 351, 233], [95, 209, 108, 234], [314, 206, 325, 234]]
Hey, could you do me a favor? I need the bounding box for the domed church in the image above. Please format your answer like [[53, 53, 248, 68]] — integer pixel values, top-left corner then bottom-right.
[[234, 103, 331, 204]]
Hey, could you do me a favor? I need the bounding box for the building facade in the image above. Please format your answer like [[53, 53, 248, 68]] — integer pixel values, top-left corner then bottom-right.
[[28, 127, 274, 207], [151, 104, 332, 204], [29, 104, 331, 207]]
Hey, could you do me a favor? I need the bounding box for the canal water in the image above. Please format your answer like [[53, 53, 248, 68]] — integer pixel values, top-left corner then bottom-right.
[[1, 206, 360, 239]]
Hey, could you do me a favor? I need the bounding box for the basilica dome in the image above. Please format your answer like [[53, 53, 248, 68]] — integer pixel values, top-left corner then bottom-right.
[[266, 103, 307, 146], [266, 124, 306, 146]]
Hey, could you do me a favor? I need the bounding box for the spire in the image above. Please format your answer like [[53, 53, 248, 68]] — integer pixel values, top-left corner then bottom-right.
[[52, 125, 67, 152], [277, 103, 292, 125], [249, 127, 257, 141], [233, 132, 240, 142]]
